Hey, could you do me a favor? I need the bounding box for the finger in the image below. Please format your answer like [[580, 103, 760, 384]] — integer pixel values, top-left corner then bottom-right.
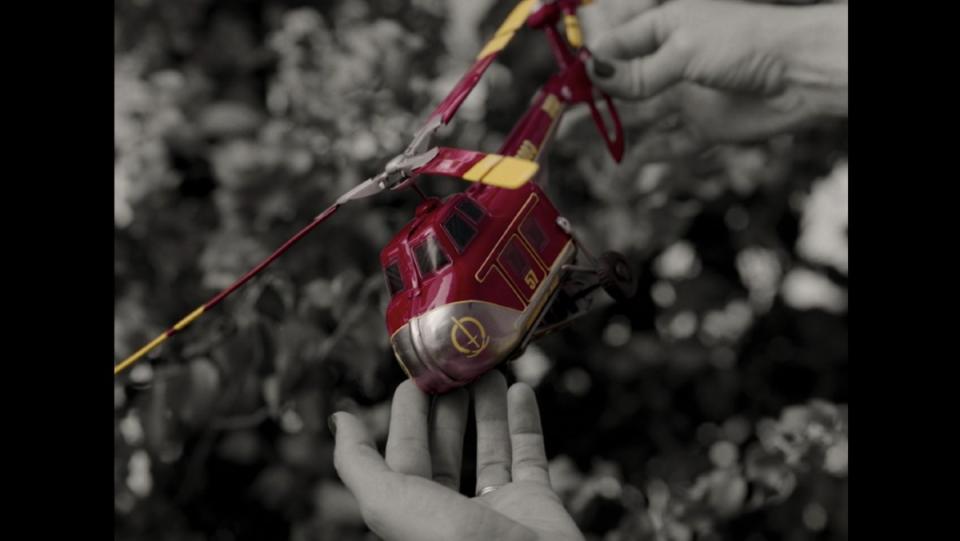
[[589, 9, 667, 61], [589, 41, 688, 101], [330, 412, 395, 502], [650, 112, 682, 133], [506, 383, 550, 485], [331, 412, 531, 541], [556, 105, 593, 141], [632, 127, 703, 162], [471, 371, 512, 495], [616, 93, 677, 129], [581, 0, 659, 50], [429, 388, 469, 491], [385, 379, 432, 478]]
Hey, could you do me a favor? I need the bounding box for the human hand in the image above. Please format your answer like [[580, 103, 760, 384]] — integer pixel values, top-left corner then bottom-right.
[[330, 372, 584, 541], [582, 0, 847, 161]]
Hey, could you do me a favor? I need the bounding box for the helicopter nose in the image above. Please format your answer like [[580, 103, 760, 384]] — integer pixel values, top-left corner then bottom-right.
[[389, 302, 525, 394], [390, 323, 457, 395]]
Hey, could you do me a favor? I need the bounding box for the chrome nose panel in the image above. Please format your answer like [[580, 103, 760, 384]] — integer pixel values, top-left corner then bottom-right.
[[390, 301, 524, 394]]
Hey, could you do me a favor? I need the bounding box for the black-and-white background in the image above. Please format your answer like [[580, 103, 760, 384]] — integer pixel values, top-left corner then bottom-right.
[[115, 1, 847, 539]]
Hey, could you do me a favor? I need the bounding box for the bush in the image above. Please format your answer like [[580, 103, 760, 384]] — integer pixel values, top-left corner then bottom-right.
[[115, 1, 847, 540]]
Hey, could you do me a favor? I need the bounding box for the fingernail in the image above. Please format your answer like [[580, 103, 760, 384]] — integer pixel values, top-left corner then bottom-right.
[[327, 414, 338, 437], [592, 59, 615, 78]]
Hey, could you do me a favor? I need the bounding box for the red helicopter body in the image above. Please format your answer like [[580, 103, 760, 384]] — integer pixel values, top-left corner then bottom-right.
[[379, 1, 628, 393], [381, 180, 573, 394], [115, 0, 637, 396]]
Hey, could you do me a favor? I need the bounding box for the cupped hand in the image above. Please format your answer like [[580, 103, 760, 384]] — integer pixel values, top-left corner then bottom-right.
[[330, 372, 584, 541]]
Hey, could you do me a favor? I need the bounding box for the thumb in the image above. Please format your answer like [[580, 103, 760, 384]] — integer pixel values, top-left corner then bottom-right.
[[556, 106, 594, 143], [330, 412, 393, 501]]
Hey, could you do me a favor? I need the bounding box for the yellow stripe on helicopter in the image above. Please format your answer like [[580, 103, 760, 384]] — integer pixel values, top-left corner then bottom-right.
[[462, 154, 538, 189], [476, 0, 536, 60]]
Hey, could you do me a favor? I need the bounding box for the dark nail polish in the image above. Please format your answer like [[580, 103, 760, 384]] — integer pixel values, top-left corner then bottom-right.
[[327, 414, 338, 436], [593, 59, 615, 78]]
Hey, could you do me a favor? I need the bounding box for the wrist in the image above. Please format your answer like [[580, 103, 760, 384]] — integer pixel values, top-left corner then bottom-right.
[[766, 4, 848, 118]]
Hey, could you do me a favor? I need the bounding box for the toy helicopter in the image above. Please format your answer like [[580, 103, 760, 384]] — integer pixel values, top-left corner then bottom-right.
[[115, 0, 639, 395]]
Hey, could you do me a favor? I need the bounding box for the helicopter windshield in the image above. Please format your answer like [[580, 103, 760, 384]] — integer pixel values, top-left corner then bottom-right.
[[443, 212, 477, 253], [384, 261, 405, 296], [412, 234, 450, 278], [455, 198, 485, 223]]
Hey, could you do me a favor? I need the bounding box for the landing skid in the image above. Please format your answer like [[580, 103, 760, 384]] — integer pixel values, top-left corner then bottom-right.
[[507, 217, 637, 359], [509, 254, 595, 360], [518, 270, 601, 352], [528, 267, 603, 343]]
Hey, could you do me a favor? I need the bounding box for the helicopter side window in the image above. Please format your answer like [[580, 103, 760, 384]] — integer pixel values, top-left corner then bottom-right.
[[501, 240, 530, 280], [413, 234, 450, 278], [455, 198, 486, 223], [520, 214, 548, 253], [384, 262, 405, 296], [443, 212, 477, 253]]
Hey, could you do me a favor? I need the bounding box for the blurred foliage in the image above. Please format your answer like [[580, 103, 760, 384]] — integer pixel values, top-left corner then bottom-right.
[[115, 1, 847, 540]]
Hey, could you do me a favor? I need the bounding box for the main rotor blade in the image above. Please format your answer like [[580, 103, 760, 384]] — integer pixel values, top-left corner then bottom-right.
[[475, 0, 536, 60], [427, 0, 536, 126], [115, 202, 343, 375], [335, 175, 385, 205]]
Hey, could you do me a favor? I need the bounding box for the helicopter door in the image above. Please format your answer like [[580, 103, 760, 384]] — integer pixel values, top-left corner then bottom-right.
[[497, 234, 547, 304]]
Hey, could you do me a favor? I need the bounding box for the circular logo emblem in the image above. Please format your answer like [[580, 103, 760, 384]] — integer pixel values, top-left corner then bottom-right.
[[450, 316, 491, 358]]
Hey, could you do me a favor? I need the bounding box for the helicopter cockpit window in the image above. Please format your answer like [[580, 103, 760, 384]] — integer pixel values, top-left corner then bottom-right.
[[455, 198, 485, 223], [443, 212, 477, 253], [384, 262, 405, 296], [413, 234, 450, 278]]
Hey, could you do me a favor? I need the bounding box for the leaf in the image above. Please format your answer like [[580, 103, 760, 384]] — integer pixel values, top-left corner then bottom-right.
[[199, 101, 264, 139], [313, 480, 363, 526], [172, 358, 221, 428], [278, 433, 325, 472], [255, 284, 287, 323], [143, 373, 181, 461], [252, 465, 297, 510], [707, 470, 746, 518], [216, 429, 261, 465], [262, 374, 281, 415]]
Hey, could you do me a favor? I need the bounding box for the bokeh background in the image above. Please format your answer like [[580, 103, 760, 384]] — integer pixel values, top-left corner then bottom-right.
[[114, 1, 848, 540]]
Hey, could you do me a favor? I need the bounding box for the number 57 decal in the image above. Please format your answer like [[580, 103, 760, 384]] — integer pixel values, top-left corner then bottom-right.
[[524, 269, 539, 290]]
